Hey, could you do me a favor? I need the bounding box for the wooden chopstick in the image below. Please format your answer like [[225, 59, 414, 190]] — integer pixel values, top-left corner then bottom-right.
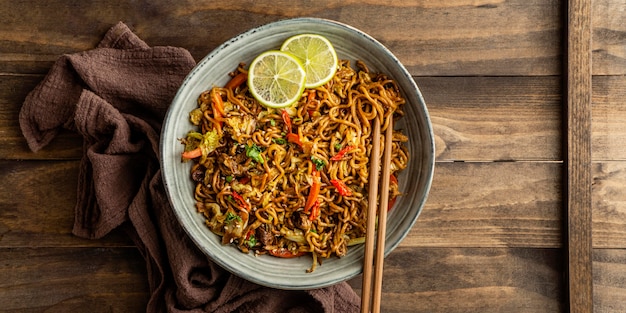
[[372, 118, 393, 312], [361, 117, 394, 313], [361, 117, 381, 313]]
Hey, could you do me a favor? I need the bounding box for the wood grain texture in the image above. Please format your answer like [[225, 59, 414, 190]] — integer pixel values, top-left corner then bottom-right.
[[593, 249, 626, 313], [0, 246, 563, 313], [0, 247, 148, 312], [0, 75, 83, 160], [592, 162, 626, 249], [592, 75, 626, 161], [348, 247, 565, 313], [0, 160, 133, 248], [0, 0, 562, 76], [566, 0, 593, 311], [2, 75, 562, 161], [1, 160, 562, 249], [404, 162, 563, 248], [420, 76, 562, 162], [592, 0, 626, 75]]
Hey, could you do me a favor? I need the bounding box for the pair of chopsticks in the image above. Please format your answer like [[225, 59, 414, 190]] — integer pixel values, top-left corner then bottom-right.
[[361, 117, 394, 313]]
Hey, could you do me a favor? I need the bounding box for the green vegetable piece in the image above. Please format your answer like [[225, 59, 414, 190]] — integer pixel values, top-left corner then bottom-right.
[[311, 156, 325, 171], [225, 211, 241, 224], [189, 108, 204, 125], [246, 143, 265, 164], [272, 138, 287, 145], [246, 235, 257, 247]]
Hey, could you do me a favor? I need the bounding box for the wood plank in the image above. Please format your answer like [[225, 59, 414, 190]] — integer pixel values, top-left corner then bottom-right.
[[348, 247, 564, 313], [0, 246, 564, 313], [592, 162, 626, 248], [591, 75, 626, 161], [0, 0, 561, 76], [591, 0, 626, 75], [2, 75, 562, 161], [566, 0, 593, 311], [420, 76, 562, 162], [0, 160, 563, 249], [0, 160, 133, 247], [404, 161, 563, 248], [593, 249, 626, 313], [0, 247, 148, 312], [0, 74, 83, 160]]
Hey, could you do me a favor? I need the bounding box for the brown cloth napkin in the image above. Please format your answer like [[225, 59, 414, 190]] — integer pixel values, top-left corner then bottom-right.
[[19, 22, 360, 313]]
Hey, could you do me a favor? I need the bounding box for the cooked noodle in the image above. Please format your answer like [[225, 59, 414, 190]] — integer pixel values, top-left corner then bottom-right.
[[181, 60, 409, 272]]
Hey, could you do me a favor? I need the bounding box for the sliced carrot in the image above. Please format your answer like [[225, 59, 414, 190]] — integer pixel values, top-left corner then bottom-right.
[[211, 89, 226, 117], [224, 72, 247, 90], [307, 91, 316, 103], [309, 200, 321, 221], [269, 249, 306, 258], [181, 147, 202, 159], [304, 169, 320, 213]]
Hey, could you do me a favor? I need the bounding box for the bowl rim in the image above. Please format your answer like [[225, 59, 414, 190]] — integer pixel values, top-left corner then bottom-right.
[[160, 17, 435, 290]]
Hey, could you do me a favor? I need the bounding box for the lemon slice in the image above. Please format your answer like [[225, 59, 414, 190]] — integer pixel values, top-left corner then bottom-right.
[[280, 34, 338, 88], [247, 50, 307, 108]]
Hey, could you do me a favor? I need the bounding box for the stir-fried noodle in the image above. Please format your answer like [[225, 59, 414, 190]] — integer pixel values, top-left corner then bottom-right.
[[181, 60, 409, 272]]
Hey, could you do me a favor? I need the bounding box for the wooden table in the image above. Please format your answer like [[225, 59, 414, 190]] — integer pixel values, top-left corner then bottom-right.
[[1, 1, 623, 312]]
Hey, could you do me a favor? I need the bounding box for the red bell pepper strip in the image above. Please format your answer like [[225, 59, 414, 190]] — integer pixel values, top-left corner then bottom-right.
[[181, 147, 202, 159], [286, 133, 302, 147], [388, 174, 398, 211], [304, 169, 320, 213], [231, 191, 250, 211], [224, 72, 247, 90], [390, 173, 398, 185], [330, 179, 353, 196], [269, 249, 306, 258], [281, 109, 292, 133], [330, 145, 355, 161], [309, 200, 321, 221], [245, 229, 254, 240]]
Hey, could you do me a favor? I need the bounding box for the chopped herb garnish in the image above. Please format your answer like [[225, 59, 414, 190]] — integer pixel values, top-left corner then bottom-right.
[[246, 235, 257, 247], [272, 138, 287, 145], [225, 175, 233, 183], [311, 156, 325, 171], [245, 143, 265, 164], [225, 211, 241, 224], [270, 119, 276, 127], [334, 143, 342, 150]]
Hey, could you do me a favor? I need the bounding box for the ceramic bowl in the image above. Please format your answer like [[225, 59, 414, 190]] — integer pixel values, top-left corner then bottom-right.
[[160, 17, 434, 290]]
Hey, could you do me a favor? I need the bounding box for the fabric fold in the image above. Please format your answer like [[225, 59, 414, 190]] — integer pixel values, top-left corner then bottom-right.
[[19, 21, 359, 313]]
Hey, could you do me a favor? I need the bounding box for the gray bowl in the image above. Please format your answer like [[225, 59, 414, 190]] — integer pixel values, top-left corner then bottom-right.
[[160, 17, 435, 290]]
